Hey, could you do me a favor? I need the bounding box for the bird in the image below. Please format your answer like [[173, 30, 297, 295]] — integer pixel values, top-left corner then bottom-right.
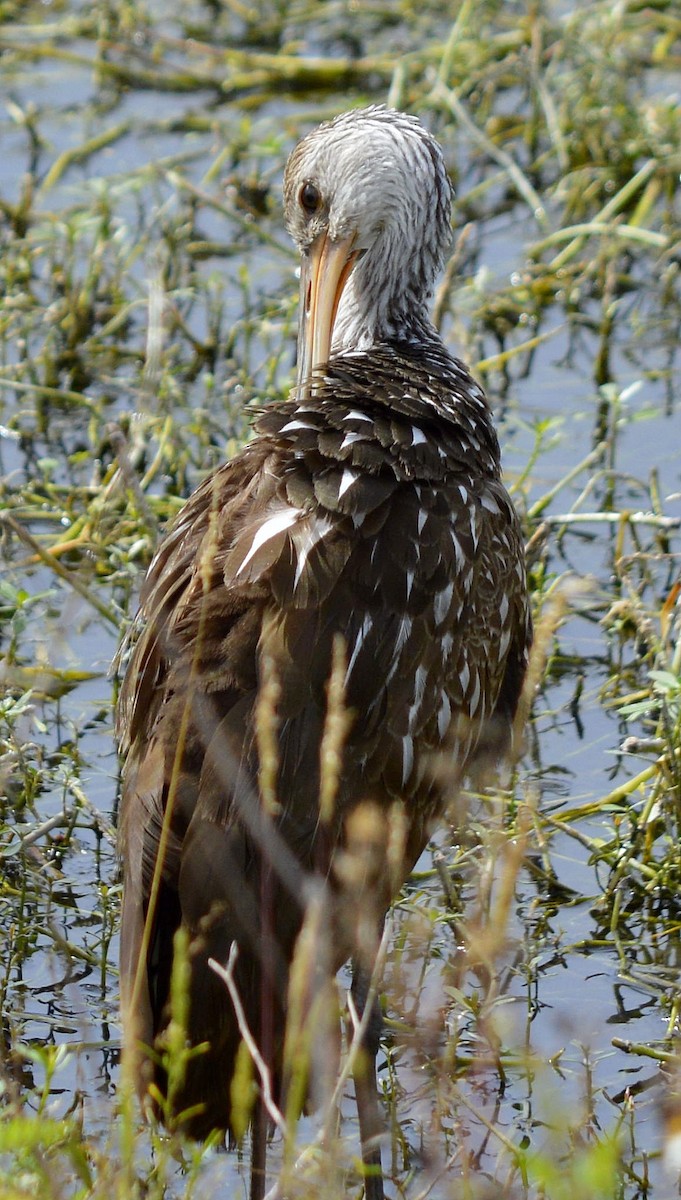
[[116, 106, 532, 1200]]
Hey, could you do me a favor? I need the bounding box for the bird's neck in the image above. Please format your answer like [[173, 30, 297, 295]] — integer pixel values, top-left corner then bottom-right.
[[331, 261, 438, 355]]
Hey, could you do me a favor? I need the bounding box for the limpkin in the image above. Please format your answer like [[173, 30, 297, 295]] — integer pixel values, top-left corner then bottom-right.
[[116, 106, 532, 1200]]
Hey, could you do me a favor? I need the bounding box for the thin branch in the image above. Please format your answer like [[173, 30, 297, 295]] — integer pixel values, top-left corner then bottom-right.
[[0, 510, 122, 628], [541, 511, 680, 530], [209, 944, 288, 1138]]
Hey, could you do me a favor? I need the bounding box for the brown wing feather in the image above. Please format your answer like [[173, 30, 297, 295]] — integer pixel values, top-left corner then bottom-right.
[[117, 343, 531, 1136]]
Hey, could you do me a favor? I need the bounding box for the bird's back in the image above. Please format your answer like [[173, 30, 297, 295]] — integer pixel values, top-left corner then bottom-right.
[[117, 339, 531, 1136]]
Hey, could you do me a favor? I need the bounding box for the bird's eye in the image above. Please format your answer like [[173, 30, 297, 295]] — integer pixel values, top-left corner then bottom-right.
[[299, 181, 322, 215]]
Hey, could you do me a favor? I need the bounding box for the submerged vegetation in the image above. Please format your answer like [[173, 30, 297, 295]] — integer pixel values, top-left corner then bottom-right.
[[0, 0, 679, 1195]]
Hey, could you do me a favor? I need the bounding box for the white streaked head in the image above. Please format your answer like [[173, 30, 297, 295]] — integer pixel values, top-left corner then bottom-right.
[[283, 106, 453, 385]]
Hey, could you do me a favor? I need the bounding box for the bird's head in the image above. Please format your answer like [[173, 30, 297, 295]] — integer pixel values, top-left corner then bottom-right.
[[283, 106, 453, 391]]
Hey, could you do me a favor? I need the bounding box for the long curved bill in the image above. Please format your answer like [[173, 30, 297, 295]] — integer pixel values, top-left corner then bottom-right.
[[296, 230, 358, 399]]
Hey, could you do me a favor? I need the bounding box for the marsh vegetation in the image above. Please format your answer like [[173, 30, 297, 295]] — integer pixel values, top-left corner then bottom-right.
[[0, 1, 679, 1196]]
